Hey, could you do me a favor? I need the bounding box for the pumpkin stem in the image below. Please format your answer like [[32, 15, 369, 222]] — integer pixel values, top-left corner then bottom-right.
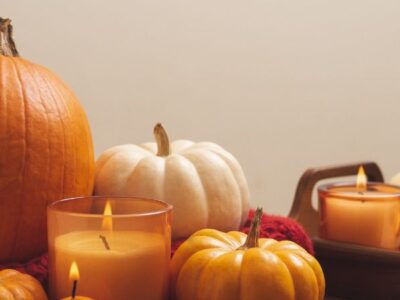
[[154, 123, 170, 156], [0, 18, 19, 57], [239, 207, 263, 249]]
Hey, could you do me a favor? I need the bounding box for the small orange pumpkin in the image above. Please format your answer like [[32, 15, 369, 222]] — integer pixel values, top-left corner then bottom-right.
[[0, 18, 94, 263], [171, 208, 325, 300], [0, 269, 47, 299]]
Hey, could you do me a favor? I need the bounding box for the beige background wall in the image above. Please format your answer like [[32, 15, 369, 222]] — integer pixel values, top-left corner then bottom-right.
[[3, 0, 400, 215]]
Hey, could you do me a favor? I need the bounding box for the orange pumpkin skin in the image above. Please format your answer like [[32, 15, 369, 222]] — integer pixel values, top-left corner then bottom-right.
[[171, 229, 325, 300], [0, 269, 48, 299], [0, 19, 94, 263]]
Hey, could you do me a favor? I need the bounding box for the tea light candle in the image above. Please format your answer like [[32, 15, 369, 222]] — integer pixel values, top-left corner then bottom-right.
[[318, 167, 400, 249], [59, 262, 94, 300]]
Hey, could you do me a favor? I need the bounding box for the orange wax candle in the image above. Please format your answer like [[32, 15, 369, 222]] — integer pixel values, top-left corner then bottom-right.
[[48, 197, 172, 300], [53, 231, 167, 299], [318, 167, 400, 249]]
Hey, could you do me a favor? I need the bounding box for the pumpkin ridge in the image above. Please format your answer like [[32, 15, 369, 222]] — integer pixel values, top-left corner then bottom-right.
[[197, 249, 242, 300], [279, 249, 324, 299], [37, 60, 94, 194], [175, 248, 228, 300], [98, 146, 148, 181], [51, 73, 76, 196], [165, 153, 208, 237], [96, 146, 147, 194], [172, 140, 195, 153], [125, 155, 166, 199], [58, 77, 94, 193], [283, 250, 325, 300], [275, 251, 317, 300], [9, 57, 28, 258], [226, 231, 247, 244], [0, 57, 11, 189], [0, 57, 8, 138], [245, 248, 295, 299], [36, 64, 67, 196], [202, 147, 249, 227], [181, 148, 243, 230], [138, 143, 158, 155], [19, 58, 52, 205], [40, 66, 79, 198], [191, 229, 239, 248], [94, 147, 121, 181], [95, 148, 125, 191], [178, 152, 210, 227], [12, 283, 33, 299], [48, 67, 89, 195]]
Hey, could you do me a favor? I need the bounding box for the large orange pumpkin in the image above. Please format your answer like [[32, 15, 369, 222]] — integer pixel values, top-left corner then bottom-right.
[[0, 18, 95, 263]]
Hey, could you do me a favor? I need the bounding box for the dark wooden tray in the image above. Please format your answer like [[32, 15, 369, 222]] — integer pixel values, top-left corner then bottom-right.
[[288, 161, 400, 300]]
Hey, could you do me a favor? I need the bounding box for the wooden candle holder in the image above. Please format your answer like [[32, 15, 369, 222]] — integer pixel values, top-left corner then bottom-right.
[[289, 161, 400, 300]]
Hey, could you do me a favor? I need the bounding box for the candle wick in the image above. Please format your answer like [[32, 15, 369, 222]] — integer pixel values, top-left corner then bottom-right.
[[72, 280, 77, 299], [99, 234, 111, 250]]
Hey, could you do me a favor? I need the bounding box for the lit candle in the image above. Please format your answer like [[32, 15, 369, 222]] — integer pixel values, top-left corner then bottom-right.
[[60, 262, 94, 300], [319, 166, 400, 249], [50, 200, 169, 300]]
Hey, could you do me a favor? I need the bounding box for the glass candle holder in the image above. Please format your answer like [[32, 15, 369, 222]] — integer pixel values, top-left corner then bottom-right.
[[48, 196, 172, 300], [318, 182, 400, 250]]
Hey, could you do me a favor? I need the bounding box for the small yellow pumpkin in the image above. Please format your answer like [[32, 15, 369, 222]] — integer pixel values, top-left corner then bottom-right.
[[94, 123, 250, 239], [0, 269, 47, 300], [171, 208, 325, 300]]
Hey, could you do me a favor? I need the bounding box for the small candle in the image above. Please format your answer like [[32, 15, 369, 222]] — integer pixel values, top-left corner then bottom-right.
[[60, 262, 94, 300], [319, 166, 400, 249]]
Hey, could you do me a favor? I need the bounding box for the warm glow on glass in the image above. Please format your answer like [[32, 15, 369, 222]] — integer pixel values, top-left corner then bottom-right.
[[356, 166, 367, 190], [102, 201, 113, 231], [69, 261, 80, 281], [48, 197, 172, 299]]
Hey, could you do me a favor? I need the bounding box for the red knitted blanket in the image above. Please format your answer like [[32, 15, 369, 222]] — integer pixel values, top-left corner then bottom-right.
[[0, 210, 313, 290]]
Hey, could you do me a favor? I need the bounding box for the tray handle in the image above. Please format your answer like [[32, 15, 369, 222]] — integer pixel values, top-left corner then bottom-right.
[[288, 161, 384, 237]]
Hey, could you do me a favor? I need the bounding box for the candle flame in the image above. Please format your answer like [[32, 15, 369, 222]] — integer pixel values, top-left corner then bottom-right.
[[356, 166, 367, 190], [102, 200, 113, 231], [69, 261, 80, 281]]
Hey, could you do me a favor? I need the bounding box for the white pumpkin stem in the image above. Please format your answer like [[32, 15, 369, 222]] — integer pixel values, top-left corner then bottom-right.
[[154, 123, 171, 156], [0, 18, 19, 57], [240, 207, 263, 249]]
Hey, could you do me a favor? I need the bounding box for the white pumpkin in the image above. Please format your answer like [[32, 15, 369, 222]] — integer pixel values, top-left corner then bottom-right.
[[390, 173, 400, 186], [94, 124, 250, 239]]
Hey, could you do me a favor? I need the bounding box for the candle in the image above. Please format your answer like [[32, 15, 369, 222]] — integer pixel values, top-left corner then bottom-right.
[[52, 230, 167, 299], [48, 197, 172, 300], [60, 262, 94, 300], [318, 166, 400, 249]]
